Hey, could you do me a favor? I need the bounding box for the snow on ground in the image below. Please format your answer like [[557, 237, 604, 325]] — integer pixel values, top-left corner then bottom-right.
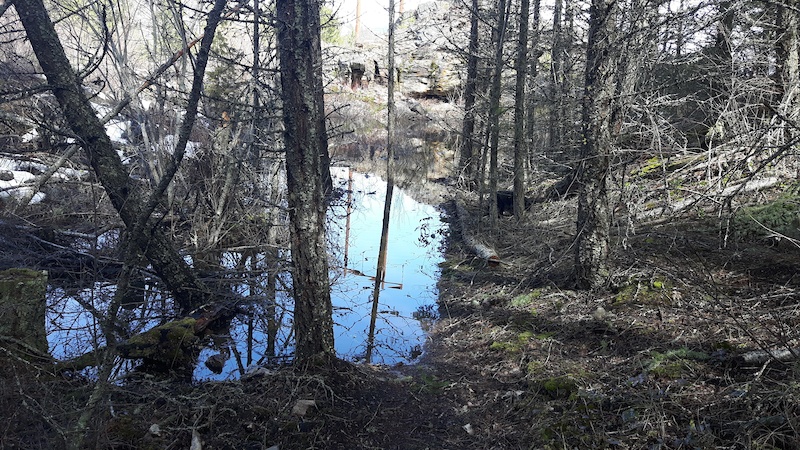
[[0, 169, 45, 204]]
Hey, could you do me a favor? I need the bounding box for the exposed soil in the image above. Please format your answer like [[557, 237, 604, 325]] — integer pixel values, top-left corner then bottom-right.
[[3, 183, 800, 449]]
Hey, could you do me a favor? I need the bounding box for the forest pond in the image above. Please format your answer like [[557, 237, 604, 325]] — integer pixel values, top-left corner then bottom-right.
[[45, 167, 445, 380]]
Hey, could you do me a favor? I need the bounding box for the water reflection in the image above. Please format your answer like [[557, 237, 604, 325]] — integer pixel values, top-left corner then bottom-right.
[[45, 167, 444, 380], [328, 166, 444, 364]]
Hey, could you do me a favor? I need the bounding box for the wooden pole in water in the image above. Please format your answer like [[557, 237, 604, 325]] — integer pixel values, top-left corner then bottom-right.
[[365, 0, 397, 364], [344, 168, 353, 274]]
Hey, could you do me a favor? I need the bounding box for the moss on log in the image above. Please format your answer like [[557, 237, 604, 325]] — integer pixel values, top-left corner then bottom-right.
[[117, 317, 201, 369]]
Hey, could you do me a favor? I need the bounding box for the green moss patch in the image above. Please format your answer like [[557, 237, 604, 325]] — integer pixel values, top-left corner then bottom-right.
[[490, 330, 535, 354], [733, 195, 800, 241], [537, 376, 579, 399], [614, 277, 674, 305], [510, 289, 544, 308], [646, 348, 709, 379]]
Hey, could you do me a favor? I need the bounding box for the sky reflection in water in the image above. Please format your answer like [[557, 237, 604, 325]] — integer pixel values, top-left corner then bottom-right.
[[45, 167, 445, 380], [327, 166, 444, 364]]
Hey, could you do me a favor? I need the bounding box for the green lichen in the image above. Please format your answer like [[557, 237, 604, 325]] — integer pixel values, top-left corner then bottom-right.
[[526, 360, 544, 375], [118, 318, 200, 367], [635, 156, 663, 177]]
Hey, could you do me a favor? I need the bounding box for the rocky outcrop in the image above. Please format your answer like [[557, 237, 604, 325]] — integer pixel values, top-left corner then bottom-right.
[[324, 1, 467, 100]]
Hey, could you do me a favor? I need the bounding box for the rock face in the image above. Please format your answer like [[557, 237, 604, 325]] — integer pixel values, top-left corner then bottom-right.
[[325, 1, 466, 100], [395, 1, 467, 100]]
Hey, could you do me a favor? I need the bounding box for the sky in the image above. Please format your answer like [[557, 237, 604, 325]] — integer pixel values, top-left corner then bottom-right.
[[332, 0, 426, 35]]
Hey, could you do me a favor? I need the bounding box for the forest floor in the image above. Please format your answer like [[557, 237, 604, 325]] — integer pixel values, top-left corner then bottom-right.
[[4, 176, 800, 449]]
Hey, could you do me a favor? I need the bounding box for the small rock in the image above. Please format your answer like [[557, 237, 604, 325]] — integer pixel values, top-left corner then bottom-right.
[[148, 423, 161, 436], [592, 306, 615, 321], [291, 399, 317, 417]]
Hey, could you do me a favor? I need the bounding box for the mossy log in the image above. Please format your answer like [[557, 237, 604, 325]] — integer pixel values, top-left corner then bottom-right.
[[54, 300, 237, 377], [116, 317, 201, 369]]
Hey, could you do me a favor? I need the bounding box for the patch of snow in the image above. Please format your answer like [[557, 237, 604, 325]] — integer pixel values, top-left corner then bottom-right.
[[0, 170, 45, 203], [22, 128, 38, 143], [106, 120, 128, 144], [185, 141, 201, 158], [92, 103, 111, 117], [156, 134, 201, 158]]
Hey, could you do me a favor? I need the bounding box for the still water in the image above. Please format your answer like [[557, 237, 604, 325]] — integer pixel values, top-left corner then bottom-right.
[[46, 167, 445, 379], [327, 166, 444, 364]]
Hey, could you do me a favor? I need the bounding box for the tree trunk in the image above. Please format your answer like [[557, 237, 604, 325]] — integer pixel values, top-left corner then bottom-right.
[[548, 0, 563, 154], [513, 0, 530, 218], [525, 0, 541, 176], [459, 0, 481, 183], [575, 0, 617, 290], [12, 0, 213, 313], [487, 0, 509, 230], [775, 0, 799, 146], [276, 0, 335, 363]]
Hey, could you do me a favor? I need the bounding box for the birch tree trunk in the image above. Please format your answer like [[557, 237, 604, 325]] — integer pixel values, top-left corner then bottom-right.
[[575, 0, 617, 289]]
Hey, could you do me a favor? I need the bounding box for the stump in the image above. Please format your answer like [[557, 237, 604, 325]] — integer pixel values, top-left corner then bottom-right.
[[0, 268, 49, 360]]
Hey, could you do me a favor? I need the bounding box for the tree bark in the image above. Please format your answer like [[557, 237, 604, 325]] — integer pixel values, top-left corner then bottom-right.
[[276, 0, 335, 362], [525, 0, 541, 176], [513, 0, 530, 218], [0, 269, 48, 360], [12, 0, 213, 313], [548, 0, 563, 153], [775, 0, 799, 147], [459, 0, 481, 183], [487, 0, 509, 230], [575, 0, 617, 290]]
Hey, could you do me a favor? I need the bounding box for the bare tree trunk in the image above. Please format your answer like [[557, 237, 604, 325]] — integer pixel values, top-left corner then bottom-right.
[[775, 0, 799, 146], [575, 0, 617, 289], [12, 0, 215, 313], [526, 0, 541, 174], [487, 0, 509, 229], [459, 0, 480, 184], [355, 0, 362, 42], [548, 0, 563, 153], [276, 0, 335, 363], [513, 0, 530, 218]]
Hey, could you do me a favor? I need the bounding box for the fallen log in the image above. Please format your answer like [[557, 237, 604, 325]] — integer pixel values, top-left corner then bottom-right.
[[736, 346, 800, 365], [452, 199, 500, 267], [56, 299, 240, 376]]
